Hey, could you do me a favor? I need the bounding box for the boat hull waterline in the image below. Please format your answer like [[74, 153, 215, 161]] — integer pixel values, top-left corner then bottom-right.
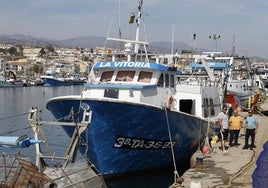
[[46, 97, 210, 177], [41, 77, 74, 87]]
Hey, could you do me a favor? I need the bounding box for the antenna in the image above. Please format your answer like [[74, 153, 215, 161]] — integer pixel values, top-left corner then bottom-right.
[[118, 0, 121, 39], [232, 34, 236, 56], [134, 0, 143, 54], [193, 33, 197, 53]]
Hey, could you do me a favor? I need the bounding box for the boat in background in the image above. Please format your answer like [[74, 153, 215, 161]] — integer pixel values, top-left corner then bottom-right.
[[41, 69, 86, 87], [0, 58, 28, 87], [187, 53, 260, 110], [71, 74, 87, 85], [46, 0, 222, 179], [0, 70, 27, 88]]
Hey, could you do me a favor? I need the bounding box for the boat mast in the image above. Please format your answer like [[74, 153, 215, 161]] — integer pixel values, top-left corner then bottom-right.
[[134, 0, 143, 54], [232, 34, 235, 56], [118, 0, 121, 39], [107, 0, 148, 62]]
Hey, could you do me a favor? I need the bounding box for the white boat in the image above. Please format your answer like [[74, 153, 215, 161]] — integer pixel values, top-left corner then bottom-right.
[[0, 71, 27, 88], [187, 53, 259, 110], [45, 0, 223, 179], [0, 59, 27, 87]]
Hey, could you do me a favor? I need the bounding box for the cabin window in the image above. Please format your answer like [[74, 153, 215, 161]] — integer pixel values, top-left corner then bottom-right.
[[203, 98, 209, 117], [157, 74, 164, 87], [203, 98, 215, 117], [115, 71, 135, 82], [104, 88, 119, 99], [100, 71, 114, 82], [165, 74, 169, 87], [138, 71, 152, 83], [209, 98, 215, 116], [170, 74, 175, 87]]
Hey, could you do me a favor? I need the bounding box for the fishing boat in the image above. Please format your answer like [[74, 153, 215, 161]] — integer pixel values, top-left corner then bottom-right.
[[0, 58, 27, 87], [41, 69, 74, 87], [0, 70, 27, 87], [41, 70, 86, 87], [187, 53, 258, 110], [71, 74, 87, 85], [46, 1, 222, 178]]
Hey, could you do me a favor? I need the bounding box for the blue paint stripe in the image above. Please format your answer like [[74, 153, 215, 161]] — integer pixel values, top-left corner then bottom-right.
[[84, 83, 157, 89]]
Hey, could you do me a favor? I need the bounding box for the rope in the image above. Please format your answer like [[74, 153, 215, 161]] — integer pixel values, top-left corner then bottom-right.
[[197, 119, 203, 152], [0, 112, 30, 121], [211, 149, 256, 188], [54, 90, 85, 122], [0, 126, 30, 135], [164, 107, 179, 184]]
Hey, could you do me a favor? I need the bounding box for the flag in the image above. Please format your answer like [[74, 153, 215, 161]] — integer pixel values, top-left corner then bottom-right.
[[129, 15, 135, 24], [88, 66, 98, 84]]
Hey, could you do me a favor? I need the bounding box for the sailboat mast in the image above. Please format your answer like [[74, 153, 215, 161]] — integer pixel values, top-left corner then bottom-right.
[[134, 0, 143, 54]]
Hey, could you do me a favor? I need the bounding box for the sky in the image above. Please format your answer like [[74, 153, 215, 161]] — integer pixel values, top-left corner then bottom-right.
[[0, 0, 268, 58]]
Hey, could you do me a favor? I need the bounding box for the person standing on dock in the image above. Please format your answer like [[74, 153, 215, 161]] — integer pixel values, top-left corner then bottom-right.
[[243, 110, 259, 150], [217, 106, 229, 153], [229, 110, 243, 147]]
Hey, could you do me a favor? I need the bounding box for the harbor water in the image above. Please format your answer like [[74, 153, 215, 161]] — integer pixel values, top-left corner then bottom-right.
[[0, 86, 84, 161], [0, 86, 188, 188]]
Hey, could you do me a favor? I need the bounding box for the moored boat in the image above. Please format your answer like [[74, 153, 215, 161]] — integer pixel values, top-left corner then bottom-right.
[[0, 71, 27, 87], [41, 70, 86, 87], [41, 76, 74, 87], [46, 0, 222, 179], [41, 70, 74, 87], [187, 53, 259, 110]]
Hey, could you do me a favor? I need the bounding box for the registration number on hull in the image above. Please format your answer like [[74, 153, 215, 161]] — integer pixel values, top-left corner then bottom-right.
[[113, 136, 176, 150]]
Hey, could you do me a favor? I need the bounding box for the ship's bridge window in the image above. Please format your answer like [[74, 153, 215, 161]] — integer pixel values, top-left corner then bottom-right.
[[157, 73, 175, 88], [165, 73, 169, 87], [138, 71, 152, 83], [203, 98, 215, 117], [100, 71, 114, 82], [115, 71, 135, 82], [157, 73, 164, 87], [170, 74, 175, 87]]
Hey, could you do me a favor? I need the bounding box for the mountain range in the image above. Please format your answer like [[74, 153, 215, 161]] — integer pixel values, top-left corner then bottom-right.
[[0, 34, 193, 54], [0, 34, 266, 61]]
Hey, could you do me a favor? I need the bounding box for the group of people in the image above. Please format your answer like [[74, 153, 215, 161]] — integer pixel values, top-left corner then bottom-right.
[[217, 105, 259, 153]]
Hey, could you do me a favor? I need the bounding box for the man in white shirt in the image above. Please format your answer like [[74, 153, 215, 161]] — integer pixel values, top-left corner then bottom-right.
[[217, 106, 229, 153]]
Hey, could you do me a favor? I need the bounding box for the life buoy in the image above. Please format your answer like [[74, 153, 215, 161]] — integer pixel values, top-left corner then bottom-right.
[[166, 96, 174, 109]]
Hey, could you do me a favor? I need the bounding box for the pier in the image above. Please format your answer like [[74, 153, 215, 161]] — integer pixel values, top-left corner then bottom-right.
[[176, 101, 268, 188]]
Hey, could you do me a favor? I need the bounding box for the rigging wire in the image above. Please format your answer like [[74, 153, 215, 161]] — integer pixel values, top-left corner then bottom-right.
[[0, 126, 30, 135], [0, 112, 30, 121], [0, 87, 46, 122]]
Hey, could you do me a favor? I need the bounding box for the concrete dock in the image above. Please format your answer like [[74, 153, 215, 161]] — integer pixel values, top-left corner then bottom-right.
[[178, 101, 268, 188]]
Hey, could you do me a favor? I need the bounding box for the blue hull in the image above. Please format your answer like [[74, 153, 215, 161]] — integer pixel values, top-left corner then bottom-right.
[[41, 77, 74, 87], [46, 98, 209, 176]]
